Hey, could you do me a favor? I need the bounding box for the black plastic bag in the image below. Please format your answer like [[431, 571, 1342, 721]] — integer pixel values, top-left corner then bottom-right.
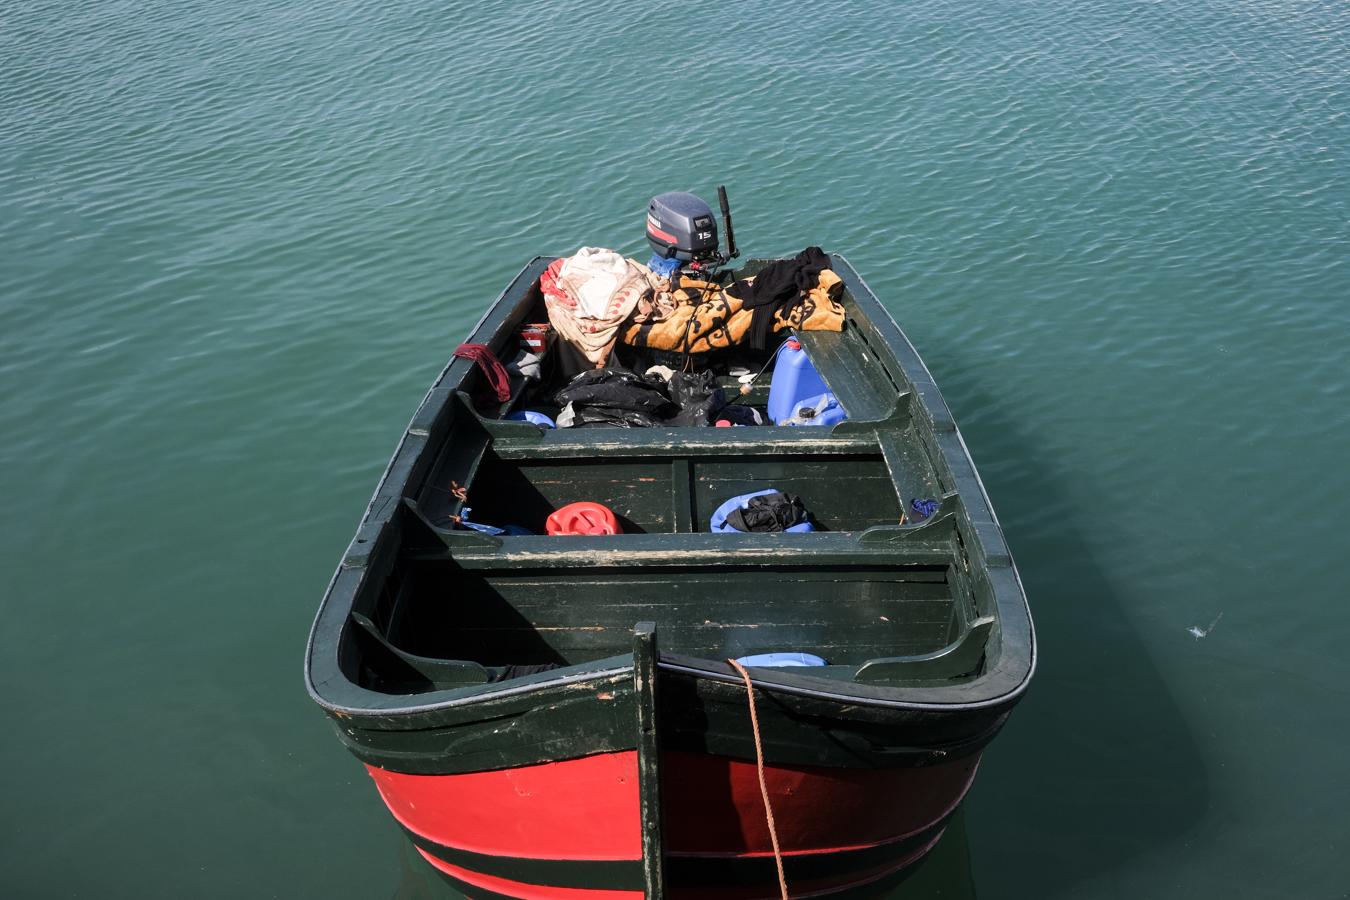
[[665, 370, 725, 427], [553, 368, 674, 428], [557, 404, 662, 428]]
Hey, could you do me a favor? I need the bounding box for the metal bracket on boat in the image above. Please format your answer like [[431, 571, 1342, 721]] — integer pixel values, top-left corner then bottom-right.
[[854, 616, 995, 684], [856, 491, 962, 544]]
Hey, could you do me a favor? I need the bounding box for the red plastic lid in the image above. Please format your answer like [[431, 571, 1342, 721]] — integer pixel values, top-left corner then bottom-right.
[[786, 338, 801, 350], [546, 502, 621, 536], [715, 419, 733, 427]]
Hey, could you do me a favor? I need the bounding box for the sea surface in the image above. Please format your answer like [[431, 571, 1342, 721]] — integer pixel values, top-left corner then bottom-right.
[[2, 0, 1347, 897]]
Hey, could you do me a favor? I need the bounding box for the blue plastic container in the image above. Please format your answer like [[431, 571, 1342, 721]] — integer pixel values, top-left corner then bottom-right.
[[734, 652, 828, 667], [768, 339, 832, 425], [506, 410, 556, 428], [784, 391, 847, 427], [710, 488, 816, 534]]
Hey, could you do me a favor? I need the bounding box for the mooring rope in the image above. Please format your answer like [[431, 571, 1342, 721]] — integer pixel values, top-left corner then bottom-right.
[[727, 659, 789, 900]]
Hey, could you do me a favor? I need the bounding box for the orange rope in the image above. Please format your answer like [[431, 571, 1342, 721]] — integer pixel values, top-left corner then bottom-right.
[[728, 659, 789, 900]]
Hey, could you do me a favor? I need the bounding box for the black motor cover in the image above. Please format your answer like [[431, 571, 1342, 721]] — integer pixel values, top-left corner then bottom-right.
[[647, 192, 719, 261]]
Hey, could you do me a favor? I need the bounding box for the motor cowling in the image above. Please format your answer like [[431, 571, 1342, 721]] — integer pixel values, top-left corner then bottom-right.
[[646, 192, 719, 262]]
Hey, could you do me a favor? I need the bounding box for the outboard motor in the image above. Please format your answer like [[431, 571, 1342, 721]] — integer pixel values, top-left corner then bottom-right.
[[646, 186, 739, 272]]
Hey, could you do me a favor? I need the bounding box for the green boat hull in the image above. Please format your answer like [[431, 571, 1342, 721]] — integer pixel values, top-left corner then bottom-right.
[[305, 255, 1035, 897]]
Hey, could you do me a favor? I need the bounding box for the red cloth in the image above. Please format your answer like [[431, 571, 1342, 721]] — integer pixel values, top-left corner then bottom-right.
[[540, 257, 571, 307], [452, 343, 511, 402]]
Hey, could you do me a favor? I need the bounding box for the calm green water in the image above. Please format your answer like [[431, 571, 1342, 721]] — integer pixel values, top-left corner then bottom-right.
[[3, 0, 1347, 896]]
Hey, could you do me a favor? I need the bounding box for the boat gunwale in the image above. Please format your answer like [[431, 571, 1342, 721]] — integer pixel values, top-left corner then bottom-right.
[[304, 254, 1036, 720]]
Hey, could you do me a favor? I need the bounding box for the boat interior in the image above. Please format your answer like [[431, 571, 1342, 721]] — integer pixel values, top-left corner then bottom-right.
[[341, 261, 1005, 697]]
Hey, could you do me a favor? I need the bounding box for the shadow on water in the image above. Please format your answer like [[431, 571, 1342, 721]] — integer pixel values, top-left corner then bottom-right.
[[390, 831, 456, 900], [878, 806, 978, 899], [935, 377, 1210, 898]]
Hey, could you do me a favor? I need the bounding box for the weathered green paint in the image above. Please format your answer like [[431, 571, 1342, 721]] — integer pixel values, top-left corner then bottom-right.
[[633, 623, 665, 898]]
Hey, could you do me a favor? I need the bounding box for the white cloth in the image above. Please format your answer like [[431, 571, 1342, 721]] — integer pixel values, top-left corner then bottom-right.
[[507, 349, 542, 380], [542, 249, 658, 367], [644, 365, 676, 382], [559, 247, 633, 319]]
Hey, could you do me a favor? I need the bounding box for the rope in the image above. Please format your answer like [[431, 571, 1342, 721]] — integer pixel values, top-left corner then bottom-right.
[[452, 343, 512, 402], [727, 659, 789, 900]]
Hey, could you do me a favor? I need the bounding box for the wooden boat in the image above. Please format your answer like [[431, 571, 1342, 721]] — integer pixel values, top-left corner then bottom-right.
[[305, 254, 1035, 899]]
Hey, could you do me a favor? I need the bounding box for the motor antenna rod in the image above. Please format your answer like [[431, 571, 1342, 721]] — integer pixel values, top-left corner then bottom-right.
[[718, 185, 739, 260]]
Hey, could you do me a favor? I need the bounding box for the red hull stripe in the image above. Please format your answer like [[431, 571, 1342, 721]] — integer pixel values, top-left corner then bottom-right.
[[399, 826, 642, 891], [416, 848, 640, 900], [415, 830, 945, 900], [372, 749, 978, 882], [369, 753, 641, 860], [396, 806, 951, 893], [662, 749, 980, 854], [667, 831, 946, 900], [664, 812, 952, 889]]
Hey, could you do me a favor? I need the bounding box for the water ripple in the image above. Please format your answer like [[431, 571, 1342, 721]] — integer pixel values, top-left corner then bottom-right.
[[2, 0, 1348, 896]]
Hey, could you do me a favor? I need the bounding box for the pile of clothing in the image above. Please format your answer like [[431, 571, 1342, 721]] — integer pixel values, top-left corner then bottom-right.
[[542, 246, 846, 364], [724, 491, 814, 533]]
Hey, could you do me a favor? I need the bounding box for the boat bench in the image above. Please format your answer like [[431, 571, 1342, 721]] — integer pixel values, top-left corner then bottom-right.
[[409, 387, 943, 539], [379, 550, 983, 678]]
